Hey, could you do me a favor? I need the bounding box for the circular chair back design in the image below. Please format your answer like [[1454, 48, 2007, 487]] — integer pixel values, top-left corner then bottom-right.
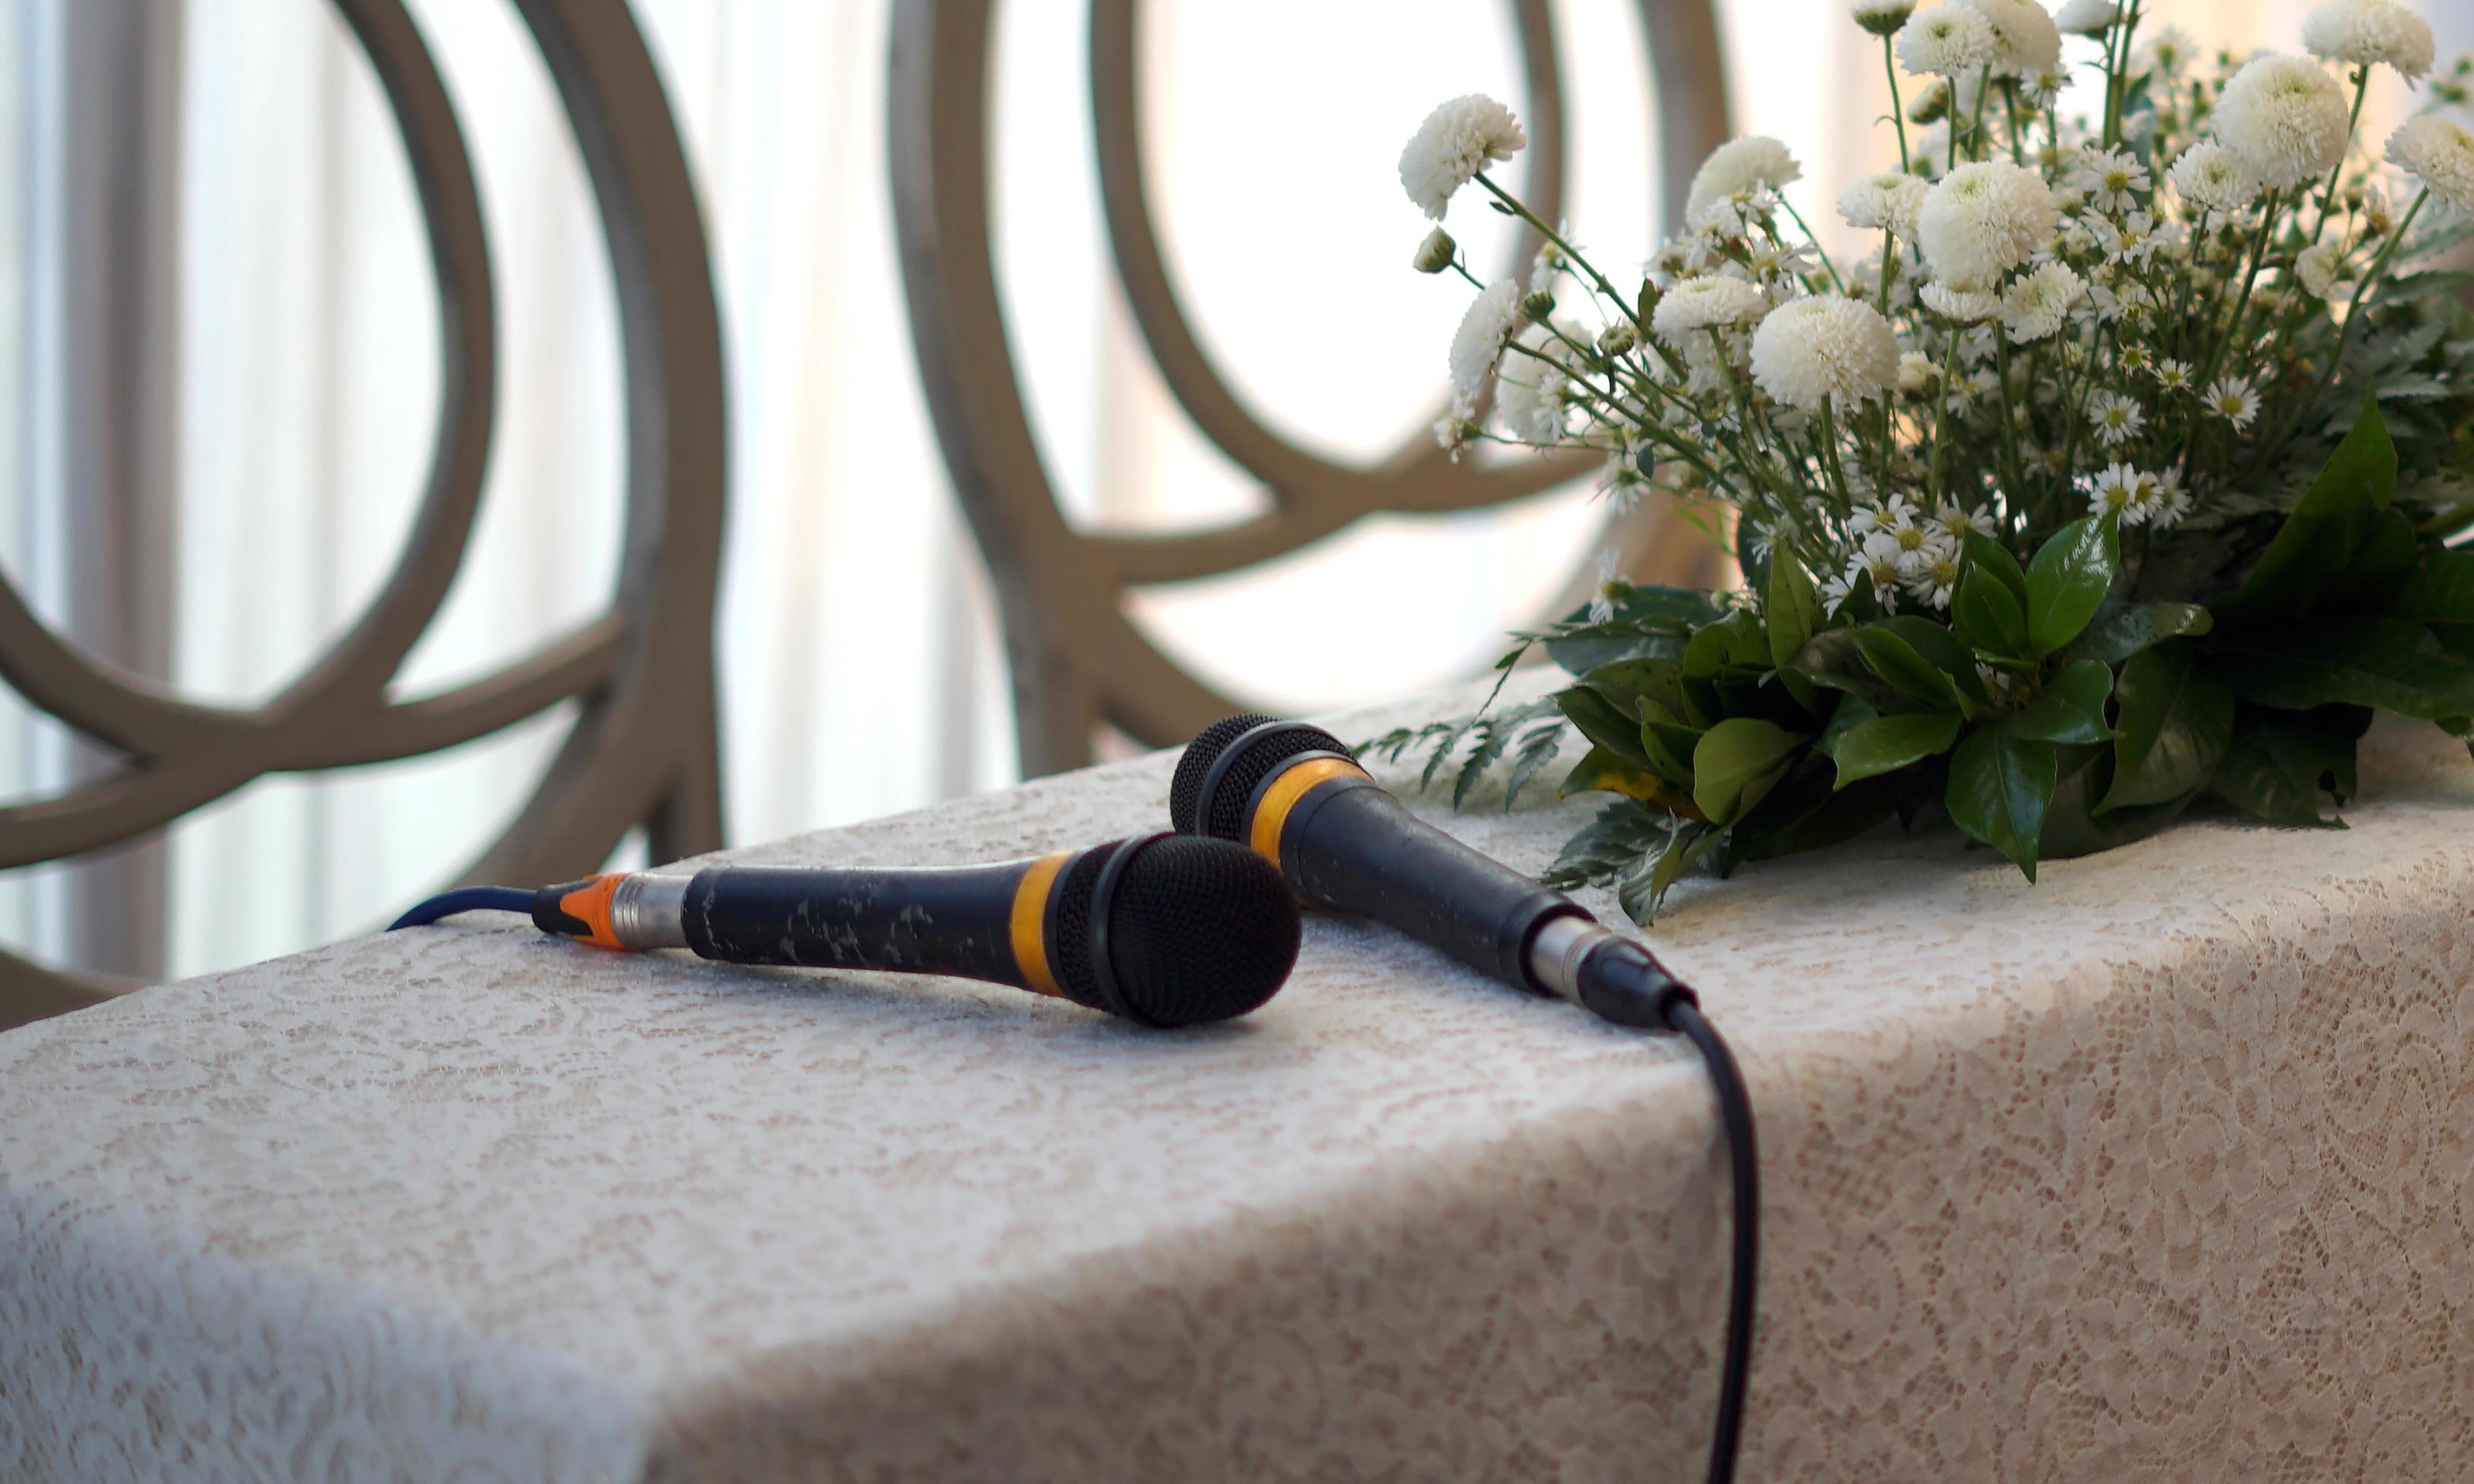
[[891, 0, 1731, 776], [0, 0, 728, 1025]]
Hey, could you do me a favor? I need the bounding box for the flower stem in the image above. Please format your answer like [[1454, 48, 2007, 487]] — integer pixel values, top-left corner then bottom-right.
[[2307, 68, 2370, 247], [1474, 173, 1642, 332], [1885, 39, 1911, 173]]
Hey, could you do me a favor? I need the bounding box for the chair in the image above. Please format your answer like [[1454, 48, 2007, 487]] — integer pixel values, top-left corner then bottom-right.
[[889, 0, 1733, 778], [0, 0, 728, 1030]]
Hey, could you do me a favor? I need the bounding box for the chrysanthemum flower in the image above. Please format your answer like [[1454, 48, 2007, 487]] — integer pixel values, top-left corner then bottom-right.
[[1917, 161, 2059, 289], [1447, 279, 1524, 413], [1896, 5, 1998, 77], [1920, 282, 2004, 321], [2001, 261, 2084, 342], [1898, 351, 1941, 392], [1495, 328, 1571, 444], [2215, 55, 2351, 191], [1651, 275, 1771, 341], [1955, 0, 2063, 78], [1685, 136, 1804, 219], [2088, 390, 2146, 446], [2054, 0, 2118, 37], [1749, 296, 1903, 411], [2169, 141, 2260, 214], [2295, 242, 2354, 299], [1851, 0, 1917, 36], [2386, 114, 2474, 218], [1399, 95, 1527, 220], [1838, 171, 1932, 235], [2301, 0, 2435, 80]]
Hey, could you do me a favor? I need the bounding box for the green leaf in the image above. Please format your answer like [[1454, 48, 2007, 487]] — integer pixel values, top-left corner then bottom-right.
[[1540, 798, 1665, 890], [1854, 627, 1971, 712], [1632, 698, 1699, 788], [2395, 550, 2474, 623], [1621, 822, 1724, 924], [2048, 656, 2115, 720], [2242, 703, 2372, 804], [1965, 531, 2029, 608], [2103, 647, 2234, 812], [2024, 516, 2119, 657], [2213, 396, 2398, 622], [1540, 585, 1730, 672], [2040, 751, 2198, 859], [1581, 659, 1692, 725], [2211, 616, 2474, 720], [2063, 602, 2213, 666], [1555, 684, 1656, 771], [1765, 551, 1824, 713], [1877, 616, 1986, 702], [1724, 765, 1899, 867], [2008, 658, 2118, 744], [1952, 566, 2028, 658], [1681, 608, 1771, 678], [1827, 712, 1964, 788], [1689, 717, 1806, 825], [1501, 719, 1568, 810], [1558, 746, 1704, 818], [1945, 726, 2059, 881], [2209, 731, 2340, 828], [1789, 629, 1919, 713]]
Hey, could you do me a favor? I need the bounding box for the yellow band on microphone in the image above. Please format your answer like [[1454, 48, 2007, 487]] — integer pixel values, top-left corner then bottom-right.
[[1249, 756, 1371, 865], [1009, 850, 1072, 998]]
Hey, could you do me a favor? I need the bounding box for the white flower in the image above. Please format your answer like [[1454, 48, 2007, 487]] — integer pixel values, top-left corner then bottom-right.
[[1399, 95, 1527, 219], [1931, 502, 1998, 541], [2088, 389, 2145, 446], [2386, 114, 2474, 218], [2214, 55, 2351, 192], [1495, 329, 1570, 443], [1902, 542, 1965, 609], [1845, 542, 1909, 613], [1433, 413, 1473, 460], [1898, 351, 1941, 392], [2301, 0, 2435, 80], [1749, 296, 1902, 411], [1920, 282, 2004, 321], [2002, 261, 2084, 341], [2087, 461, 2144, 521], [2295, 242, 2352, 298], [1685, 136, 1804, 219], [1852, 0, 1918, 35], [1588, 548, 1624, 622], [1955, 0, 2063, 78], [2073, 145, 2151, 212], [1849, 494, 1921, 538], [2207, 376, 2260, 428], [2146, 467, 2192, 527], [1917, 161, 2060, 289], [1838, 173, 1931, 239], [1896, 5, 1998, 76], [2169, 141, 2260, 214], [2053, 0, 2117, 36], [1448, 278, 1524, 413], [2132, 25, 2198, 76], [1652, 275, 1771, 340], [2151, 357, 2195, 393]]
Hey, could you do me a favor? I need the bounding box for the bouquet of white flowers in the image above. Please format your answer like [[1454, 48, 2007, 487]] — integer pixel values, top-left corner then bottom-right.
[[1373, 0, 2474, 920]]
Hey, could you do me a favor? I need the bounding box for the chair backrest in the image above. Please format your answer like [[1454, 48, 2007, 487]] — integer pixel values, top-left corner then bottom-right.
[[0, 0, 728, 1027], [891, 0, 1732, 777]]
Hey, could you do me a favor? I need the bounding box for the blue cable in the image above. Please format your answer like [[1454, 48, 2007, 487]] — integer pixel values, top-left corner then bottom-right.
[[388, 886, 535, 931]]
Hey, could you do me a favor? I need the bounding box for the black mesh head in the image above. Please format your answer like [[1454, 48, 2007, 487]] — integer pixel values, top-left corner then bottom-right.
[[1046, 836, 1299, 1027], [1170, 715, 1353, 842]]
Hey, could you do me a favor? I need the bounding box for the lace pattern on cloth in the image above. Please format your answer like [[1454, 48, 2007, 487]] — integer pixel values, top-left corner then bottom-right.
[[3, 684, 2471, 1480]]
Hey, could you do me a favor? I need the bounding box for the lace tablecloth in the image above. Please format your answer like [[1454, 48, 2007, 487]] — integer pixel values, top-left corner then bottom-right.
[[6, 684, 2473, 1482]]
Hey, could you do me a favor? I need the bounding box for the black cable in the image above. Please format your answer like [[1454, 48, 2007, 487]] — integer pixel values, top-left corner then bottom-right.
[[1661, 997, 1758, 1484], [387, 886, 534, 931]]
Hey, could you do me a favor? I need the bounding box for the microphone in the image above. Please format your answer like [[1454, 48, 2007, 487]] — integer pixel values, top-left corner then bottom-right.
[[394, 834, 1301, 1028], [1169, 714, 1692, 1027], [1171, 715, 1758, 1484]]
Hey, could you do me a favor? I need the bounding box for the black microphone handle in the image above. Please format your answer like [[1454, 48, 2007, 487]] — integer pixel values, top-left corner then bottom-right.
[[679, 862, 1034, 988], [1278, 779, 1586, 993]]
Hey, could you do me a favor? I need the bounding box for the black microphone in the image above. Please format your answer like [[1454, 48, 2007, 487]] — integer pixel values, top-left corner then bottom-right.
[[395, 834, 1301, 1028], [1169, 714, 1692, 1026], [1171, 715, 1758, 1484]]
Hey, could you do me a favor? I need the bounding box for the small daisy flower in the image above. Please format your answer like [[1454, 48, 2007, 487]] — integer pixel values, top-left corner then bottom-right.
[[1848, 494, 1921, 538], [2148, 467, 2192, 528], [1903, 544, 1964, 610], [1931, 502, 1998, 541], [2206, 376, 2260, 429], [1852, 541, 1908, 613], [2073, 146, 2151, 213], [1589, 548, 1624, 622], [2151, 358, 2195, 394], [2088, 461, 2144, 522], [2089, 390, 2145, 446]]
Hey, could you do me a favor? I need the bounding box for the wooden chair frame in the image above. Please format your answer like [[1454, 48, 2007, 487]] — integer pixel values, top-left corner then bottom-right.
[[0, 0, 728, 1026]]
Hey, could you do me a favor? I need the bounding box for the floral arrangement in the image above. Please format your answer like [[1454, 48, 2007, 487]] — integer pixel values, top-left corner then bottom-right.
[[1371, 0, 2474, 920]]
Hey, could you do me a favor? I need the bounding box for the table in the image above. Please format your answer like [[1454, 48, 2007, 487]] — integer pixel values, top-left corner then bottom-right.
[[6, 684, 2473, 1481]]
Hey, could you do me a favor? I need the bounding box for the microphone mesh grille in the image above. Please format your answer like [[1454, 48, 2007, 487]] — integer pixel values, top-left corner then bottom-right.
[[1107, 837, 1299, 1026], [1046, 846, 1113, 1013], [1171, 716, 1352, 842]]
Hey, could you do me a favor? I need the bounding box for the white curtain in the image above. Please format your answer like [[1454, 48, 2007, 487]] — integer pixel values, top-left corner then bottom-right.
[[2, 0, 2460, 982]]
